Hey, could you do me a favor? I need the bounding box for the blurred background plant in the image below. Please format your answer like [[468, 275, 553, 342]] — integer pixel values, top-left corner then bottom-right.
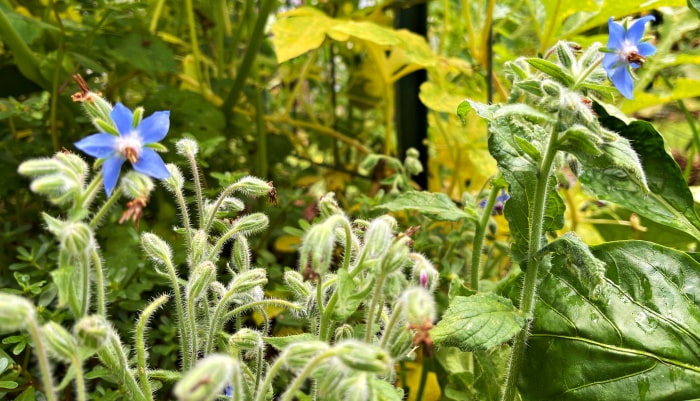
[[1, 0, 699, 399]]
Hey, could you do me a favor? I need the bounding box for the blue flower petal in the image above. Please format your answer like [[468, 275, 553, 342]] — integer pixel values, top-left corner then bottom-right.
[[74, 133, 118, 158], [637, 42, 656, 56], [102, 155, 126, 196], [111, 103, 134, 136], [602, 53, 619, 71], [611, 66, 634, 99], [626, 15, 655, 44], [607, 18, 625, 49], [133, 148, 170, 179], [138, 110, 170, 144]]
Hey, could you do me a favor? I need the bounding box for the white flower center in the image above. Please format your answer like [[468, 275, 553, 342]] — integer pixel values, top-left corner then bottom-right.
[[618, 40, 639, 62], [116, 132, 143, 163]]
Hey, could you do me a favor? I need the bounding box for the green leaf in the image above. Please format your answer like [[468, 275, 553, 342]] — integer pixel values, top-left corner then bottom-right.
[[487, 118, 565, 262], [521, 241, 700, 399], [374, 191, 475, 222], [513, 135, 541, 161], [0, 381, 17, 389], [525, 59, 575, 86], [583, 103, 700, 241], [332, 269, 373, 320], [431, 294, 526, 351], [457, 100, 472, 124], [691, 0, 700, 17], [270, 7, 336, 63]]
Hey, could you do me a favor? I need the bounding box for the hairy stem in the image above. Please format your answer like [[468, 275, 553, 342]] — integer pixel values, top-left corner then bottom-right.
[[135, 295, 169, 401], [164, 259, 192, 369], [90, 248, 106, 316], [501, 126, 559, 401], [469, 182, 501, 290], [364, 273, 387, 342], [27, 318, 57, 401]]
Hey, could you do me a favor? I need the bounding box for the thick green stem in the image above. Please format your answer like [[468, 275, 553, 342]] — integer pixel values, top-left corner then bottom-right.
[[90, 248, 106, 316], [186, 152, 205, 228], [27, 319, 57, 401], [164, 259, 192, 369], [186, 295, 198, 361], [171, 183, 193, 249], [470, 183, 501, 290], [135, 295, 169, 401], [71, 355, 87, 401], [501, 126, 559, 401], [254, 354, 285, 401], [379, 302, 404, 349]]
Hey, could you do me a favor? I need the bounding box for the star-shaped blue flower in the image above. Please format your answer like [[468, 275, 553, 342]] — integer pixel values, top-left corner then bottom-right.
[[603, 16, 656, 99], [75, 102, 170, 196]]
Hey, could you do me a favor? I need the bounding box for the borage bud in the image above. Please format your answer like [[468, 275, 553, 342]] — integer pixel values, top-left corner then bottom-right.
[[162, 164, 184, 192], [299, 222, 336, 276], [228, 213, 269, 237], [55, 151, 89, 179], [228, 328, 263, 357], [188, 230, 209, 267], [0, 294, 35, 332], [229, 268, 267, 293], [341, 374, 371, 401], [410, 254, 439, 292], [174, 354, 238, 401], [381, 236, 411, 273], [141, 232, 173, 265], [175, 138, 199, 157], [281, 341, 329, 371], [17, 158, 61, 177], [42, 322, 78, 362], [318, 192, 343, 218], [333, 324, 354, 342], [30, 175, 76, 199], [399, 287, 436, 326], [284, 270, 311, 300], [120, 171, 155, 200], [231, 236, 251, 272], [233, 176, 271, 197], [404, 148, 423, 175], [334, 340, 390, 374], [187, 261, 215, 301], [74, 315, 109, 350], [44, 216, 94, 256], [362, 216, 395, 261]]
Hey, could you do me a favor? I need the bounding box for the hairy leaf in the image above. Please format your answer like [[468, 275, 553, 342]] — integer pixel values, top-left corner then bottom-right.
[[431, 294, 526, 351], [374, 191, 477, 222], [521, 241, 700, 399], [583, 103, 700, 241]]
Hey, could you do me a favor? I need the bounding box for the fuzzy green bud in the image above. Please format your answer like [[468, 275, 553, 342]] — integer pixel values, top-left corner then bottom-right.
[[542, 80, 561, 97], [233, 176, 271, 197], [410, 253, 439, 292], [400, 287, 436, 326], [227, 213, 269, 238], [80, 92, 113, 125], [43, 214, 94, 256], [229, 268, 268, 293], [174, 354, 238, 401], [0, 293, 36, 332], [17, 158, 61, 177], [387, 324, 413, 359], [335, 340, 391, 373], [120, 171, 155, 199], [216, 197, 245, 217], [187, 261, 215, 301], [30, 175, 76, 198], [188, 230, 209, 267], [55, 150, 89, 178], [228, 328, 263, 357], [299, 222, 336, 275], [341, 374, 371, 401], [333, 324, 354, 342], [362, 216, 395, 261], [404, 148, 423, 176], [284, 270, 311, 300], [231, 236, 251, 272], [281, 341, 330, 371], [74, 315, 109, 350], [42, 322, 78, 362], [381, 236, 411, 273], [175, 138, 199, 157], [162, 164, 184, 192], [318, 192, 343, 218], [141, 232, 173, 265]]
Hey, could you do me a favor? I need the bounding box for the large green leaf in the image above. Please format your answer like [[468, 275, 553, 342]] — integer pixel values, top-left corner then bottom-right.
[[431, 293, 526, 351], [374, 191, 477, 222], [582, 103, 700, 241], [521, 241, 700, 399], [270, 7, 337, 63]]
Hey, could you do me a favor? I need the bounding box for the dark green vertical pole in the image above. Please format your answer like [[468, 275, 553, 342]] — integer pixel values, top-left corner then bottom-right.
[[395, 3, 428, 189]]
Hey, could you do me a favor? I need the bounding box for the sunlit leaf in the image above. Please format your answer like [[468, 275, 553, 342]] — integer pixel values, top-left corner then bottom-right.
[[374, 192, 476, 222]]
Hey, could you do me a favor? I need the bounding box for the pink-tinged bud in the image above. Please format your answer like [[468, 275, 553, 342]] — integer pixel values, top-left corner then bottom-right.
[[420, 270, 429, 288]]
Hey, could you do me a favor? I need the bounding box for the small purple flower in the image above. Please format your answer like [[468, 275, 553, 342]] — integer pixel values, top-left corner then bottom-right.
[[603, 16, 656, 99], [75, 103, 170, 196], [480, 189, 510, 215], [419, 270, 428, 288]]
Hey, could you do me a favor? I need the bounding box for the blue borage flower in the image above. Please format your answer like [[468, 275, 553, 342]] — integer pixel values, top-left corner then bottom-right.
[[603, 15, 656, 99], [480, 189, 510, 215], [75, 103, 170, 196]]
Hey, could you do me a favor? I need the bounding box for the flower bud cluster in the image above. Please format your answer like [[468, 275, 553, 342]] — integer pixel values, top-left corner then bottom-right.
[[18, 151, 89, 205]]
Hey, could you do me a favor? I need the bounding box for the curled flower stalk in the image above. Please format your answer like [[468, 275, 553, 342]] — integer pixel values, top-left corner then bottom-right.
[[602, 15, 656, 99]]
